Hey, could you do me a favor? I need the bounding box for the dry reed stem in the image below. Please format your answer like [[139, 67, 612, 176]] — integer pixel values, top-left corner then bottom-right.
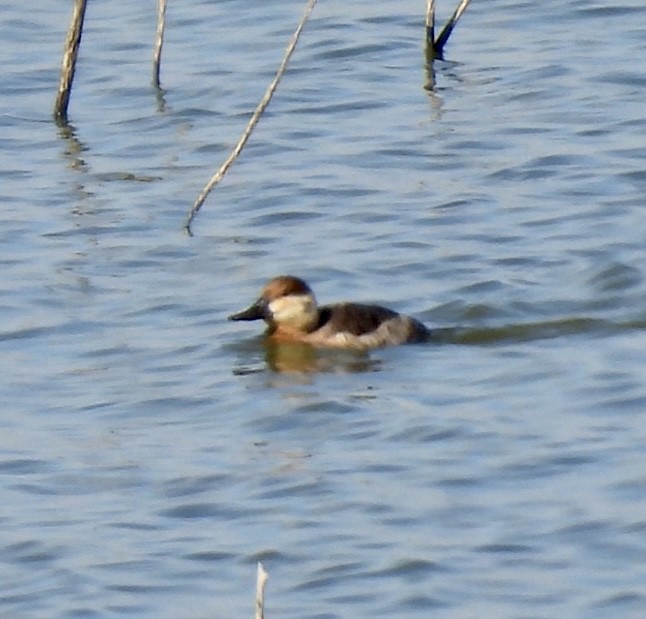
[[425, 0, 436, 46], [435, 0, 472, 54], [153, 0, 167, 88], [255, 562, 269, 619], [54, 0, 88, 122], [183, 0, 319, 234]]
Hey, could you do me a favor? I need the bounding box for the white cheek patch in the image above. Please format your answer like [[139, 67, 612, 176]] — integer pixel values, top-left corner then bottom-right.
[[269, 294, 317, 330]]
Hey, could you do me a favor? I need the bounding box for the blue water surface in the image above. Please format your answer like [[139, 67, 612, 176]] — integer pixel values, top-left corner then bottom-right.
[[1, 1, 645, 618]]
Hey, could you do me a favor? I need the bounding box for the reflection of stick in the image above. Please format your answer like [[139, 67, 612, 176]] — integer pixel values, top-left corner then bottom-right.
[[153, 0, 167, 88], [256, 562, 269, 619], [183, 0, 319, 234], [425, 0, 436, 46], [435, 0, 471, 55], [54, 0, 88, 122]]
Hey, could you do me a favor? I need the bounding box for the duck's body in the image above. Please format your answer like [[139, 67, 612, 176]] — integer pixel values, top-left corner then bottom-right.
[[229, 275, 430, 349]]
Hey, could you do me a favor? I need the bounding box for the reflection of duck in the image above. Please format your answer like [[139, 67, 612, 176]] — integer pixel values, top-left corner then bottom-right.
[[229, 275, 430, 349], [263, 339, 382, 373]]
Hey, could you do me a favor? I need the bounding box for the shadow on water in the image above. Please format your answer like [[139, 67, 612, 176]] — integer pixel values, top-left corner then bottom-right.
[[56, 120, 90, 173], [154, 82, 169, 114], [230, 317, 646, 374]]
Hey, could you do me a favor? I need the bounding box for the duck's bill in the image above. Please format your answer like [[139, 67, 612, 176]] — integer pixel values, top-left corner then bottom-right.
[[228, 298, 268, 321]]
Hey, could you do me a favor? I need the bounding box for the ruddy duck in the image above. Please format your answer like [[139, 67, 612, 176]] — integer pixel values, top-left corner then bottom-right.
[[229, 275, 430, 349]]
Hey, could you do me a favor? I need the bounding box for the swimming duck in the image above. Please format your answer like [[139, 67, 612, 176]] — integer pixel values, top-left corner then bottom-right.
[[229, 275, 430, 349]]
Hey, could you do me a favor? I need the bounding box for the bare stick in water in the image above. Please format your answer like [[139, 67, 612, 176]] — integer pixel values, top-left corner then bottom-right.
[[183, 0, 319, 234], [435, 0, 472, 55], [54, 0, 88, 122], [153, 0, 167, 88], [425, 0, 436, 47], [255, 562, 269, 619]]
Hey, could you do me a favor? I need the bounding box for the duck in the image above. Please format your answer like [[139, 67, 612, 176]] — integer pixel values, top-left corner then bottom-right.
[[228, 275, 431, 349]]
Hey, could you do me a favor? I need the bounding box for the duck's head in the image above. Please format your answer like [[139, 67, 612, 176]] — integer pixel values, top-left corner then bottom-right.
[[228, 275, 319, 333]]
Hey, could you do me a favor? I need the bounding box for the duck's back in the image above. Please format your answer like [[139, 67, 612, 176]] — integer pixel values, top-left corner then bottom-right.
[[309, 303, 430, 348]]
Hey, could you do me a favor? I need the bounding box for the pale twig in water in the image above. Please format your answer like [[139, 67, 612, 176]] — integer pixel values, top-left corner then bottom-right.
[[256, 562, 269, 619], [183, 0, 319, 234], [425, 0, 436, 46], [54, 0, 88, 123], [153, 0, 167, 88]]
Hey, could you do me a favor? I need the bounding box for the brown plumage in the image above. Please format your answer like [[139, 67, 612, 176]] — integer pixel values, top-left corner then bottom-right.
[[229, 275, 430, 349]]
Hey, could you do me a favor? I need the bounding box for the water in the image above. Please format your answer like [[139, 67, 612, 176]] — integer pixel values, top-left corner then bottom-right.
[[1, 0, 645, 617]]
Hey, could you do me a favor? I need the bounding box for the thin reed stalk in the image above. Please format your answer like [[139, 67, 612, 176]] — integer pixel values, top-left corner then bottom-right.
[[183, 0, 319, 234], [255, 563, 268, 619], [434, 0, 471, 55], [153, 0, 167, 88], [425, 0, 436, 46], [54, 0, 88, 123]]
